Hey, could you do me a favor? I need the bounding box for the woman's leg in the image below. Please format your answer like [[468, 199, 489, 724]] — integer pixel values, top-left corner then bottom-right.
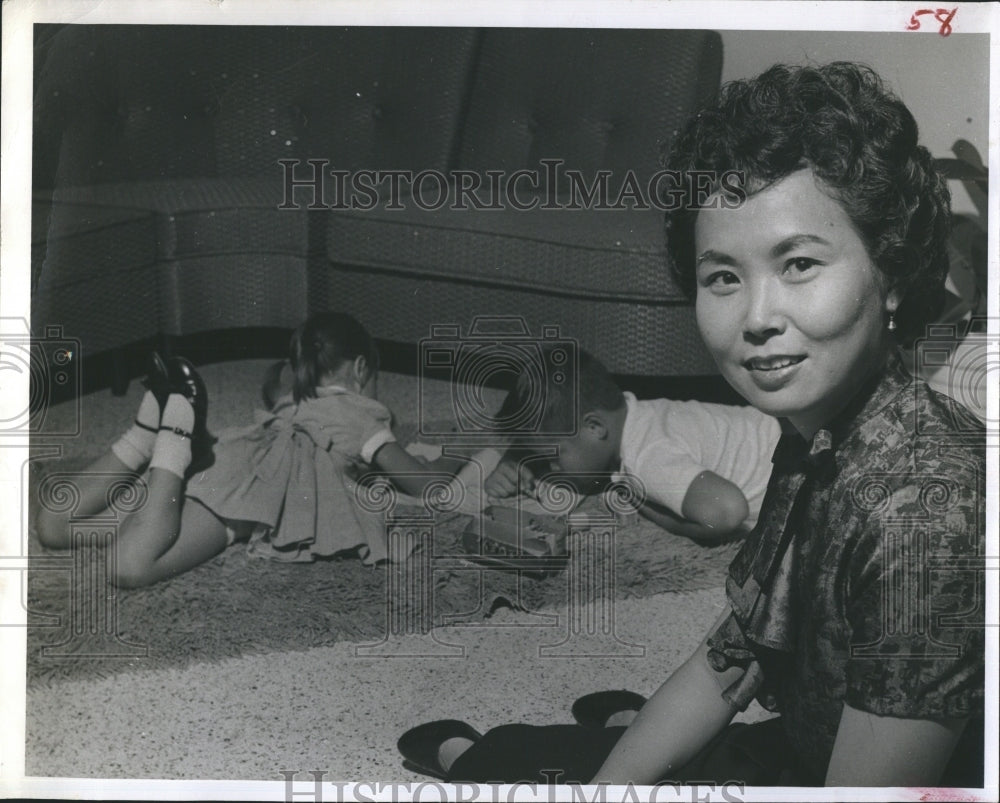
[[448, 725, 626, 784], [445, 718, 803, 786]]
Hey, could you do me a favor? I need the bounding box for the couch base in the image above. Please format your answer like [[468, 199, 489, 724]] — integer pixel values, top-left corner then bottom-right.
[[310, 264, 718, 378]]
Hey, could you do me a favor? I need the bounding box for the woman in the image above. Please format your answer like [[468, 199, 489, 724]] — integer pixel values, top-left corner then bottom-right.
[[397, 62, 986, 787]]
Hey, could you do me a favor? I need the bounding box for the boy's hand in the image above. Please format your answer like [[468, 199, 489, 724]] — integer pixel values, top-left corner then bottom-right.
[[484, 459, 536, 499]]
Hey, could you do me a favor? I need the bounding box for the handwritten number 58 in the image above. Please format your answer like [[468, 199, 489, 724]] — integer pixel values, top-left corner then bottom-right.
[[907, 7, 957, 36]]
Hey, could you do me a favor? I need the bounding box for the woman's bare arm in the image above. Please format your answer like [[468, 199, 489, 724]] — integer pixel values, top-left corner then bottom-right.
[[591, 608, 742, 784], [825, 704, 967, 786]]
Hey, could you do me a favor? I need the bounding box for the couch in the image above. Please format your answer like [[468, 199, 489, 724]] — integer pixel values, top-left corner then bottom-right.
[[31, 24, 724, 396]]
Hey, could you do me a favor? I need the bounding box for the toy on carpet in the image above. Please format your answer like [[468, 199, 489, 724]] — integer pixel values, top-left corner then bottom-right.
[[461, 504, 568, 577]]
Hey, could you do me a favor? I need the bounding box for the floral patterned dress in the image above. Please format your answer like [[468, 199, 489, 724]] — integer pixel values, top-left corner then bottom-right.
[[707, 352, 985, 781]]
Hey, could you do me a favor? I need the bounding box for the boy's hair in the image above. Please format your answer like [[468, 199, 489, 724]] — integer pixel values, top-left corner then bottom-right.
[[663, 62, 951, 343], [496, 346, 625, 435], [288, 311, 379, 402]]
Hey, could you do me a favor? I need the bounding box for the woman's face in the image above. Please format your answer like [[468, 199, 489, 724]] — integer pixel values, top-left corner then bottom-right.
[[694, 169, 898, 438]]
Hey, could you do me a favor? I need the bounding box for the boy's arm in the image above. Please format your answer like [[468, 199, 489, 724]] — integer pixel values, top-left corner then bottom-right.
[[635, 470, 749, 543], [680, 470, 750, 536], [591, 608, 741, 784], [636, 500, 732, 542], [483, 445, 545, 499]]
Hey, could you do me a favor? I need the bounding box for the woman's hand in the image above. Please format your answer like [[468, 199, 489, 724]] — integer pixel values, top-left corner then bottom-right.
[[825, 704, 968, 786]]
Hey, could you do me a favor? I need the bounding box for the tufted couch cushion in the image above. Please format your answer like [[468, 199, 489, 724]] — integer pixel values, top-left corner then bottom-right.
[[33, 25, 478, 350], [34, 25, 478, 184], [320, 29, 722, 375], [33, 25, 722, 381], [456, 29, 722, 189]]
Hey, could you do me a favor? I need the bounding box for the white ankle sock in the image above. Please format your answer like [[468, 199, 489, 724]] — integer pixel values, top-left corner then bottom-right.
[[149, 394, 194, 479], [111, 391, 161, 471]]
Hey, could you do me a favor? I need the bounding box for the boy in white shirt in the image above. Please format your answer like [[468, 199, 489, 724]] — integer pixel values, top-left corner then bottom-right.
[[485, 349, 781, 542]]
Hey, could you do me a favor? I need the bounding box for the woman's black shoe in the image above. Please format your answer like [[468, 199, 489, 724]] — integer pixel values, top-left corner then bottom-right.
[[167, 356, 217, 471], [397, 719, 482, 780], [571, 690, 647, 728]]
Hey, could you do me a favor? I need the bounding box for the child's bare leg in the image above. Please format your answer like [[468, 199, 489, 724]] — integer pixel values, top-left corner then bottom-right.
[[112, 475, 229, 588], [111, 393, 227, 587], [35, 452, 140, 549], [36, 391, 161, 549]]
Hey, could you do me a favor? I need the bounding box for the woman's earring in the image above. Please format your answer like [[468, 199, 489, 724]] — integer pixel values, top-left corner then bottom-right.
[[887, 312, 897, 332]]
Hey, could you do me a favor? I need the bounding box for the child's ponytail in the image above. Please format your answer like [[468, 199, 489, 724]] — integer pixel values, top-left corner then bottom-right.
[[288, 312, 378, 402]]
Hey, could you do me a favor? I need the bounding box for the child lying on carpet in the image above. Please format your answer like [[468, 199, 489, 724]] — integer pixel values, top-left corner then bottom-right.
[[35, 312, 467, 587], [484, 348, 781, 542]]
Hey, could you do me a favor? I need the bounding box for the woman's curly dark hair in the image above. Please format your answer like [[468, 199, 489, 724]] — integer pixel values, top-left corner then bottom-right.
[[664, 62, 952, 342]]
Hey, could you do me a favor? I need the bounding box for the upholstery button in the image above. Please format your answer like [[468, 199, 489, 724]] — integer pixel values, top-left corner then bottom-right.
[[372, 105, 383, 120]]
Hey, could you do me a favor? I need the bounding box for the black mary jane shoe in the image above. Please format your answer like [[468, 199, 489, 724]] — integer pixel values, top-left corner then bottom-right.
[[167, 356, 217, 471], [397, 719, 482, 781], [141, 351, 173, 412], [167, 356, 207, 419], [571, 690, 647, 729]]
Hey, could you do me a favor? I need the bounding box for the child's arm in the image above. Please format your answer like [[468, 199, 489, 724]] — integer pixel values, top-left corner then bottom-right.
[[370, 441, 466, 497], [590, 608, 742, 784], [483, 445, 546, 498], [681, 469, 750, 537], [637, 470, 749, 543]]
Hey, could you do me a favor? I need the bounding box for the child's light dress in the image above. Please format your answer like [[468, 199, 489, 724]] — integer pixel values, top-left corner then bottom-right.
[[184, 385, 397, 564]]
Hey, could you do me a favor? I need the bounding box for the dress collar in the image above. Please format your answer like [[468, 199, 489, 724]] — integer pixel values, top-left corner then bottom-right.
[[771, 349, 911, 471]]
